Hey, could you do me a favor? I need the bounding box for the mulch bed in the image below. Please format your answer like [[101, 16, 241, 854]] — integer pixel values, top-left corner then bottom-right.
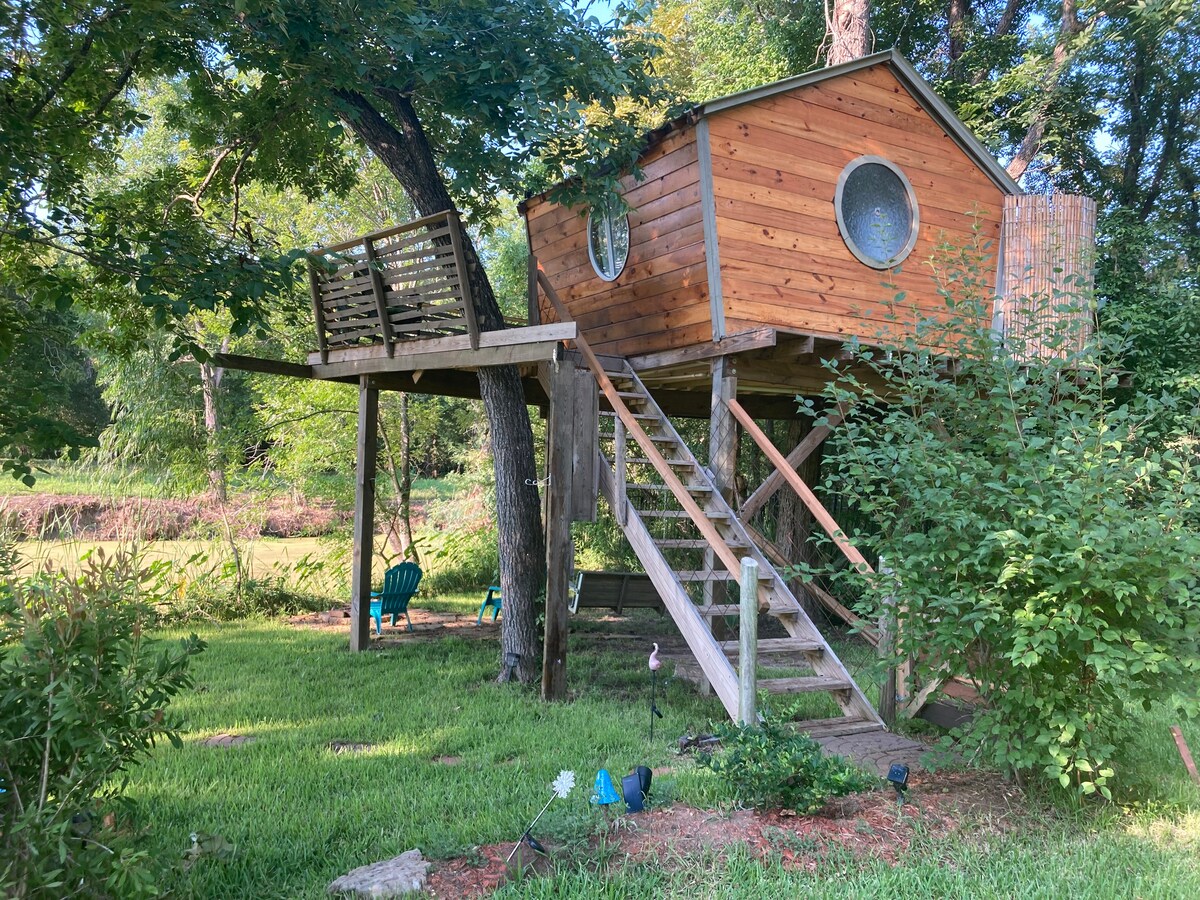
[[424, 770, 1030, 897]]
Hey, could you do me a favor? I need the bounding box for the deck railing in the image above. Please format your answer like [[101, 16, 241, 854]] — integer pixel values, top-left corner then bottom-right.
[[307, 210, 479, 363]]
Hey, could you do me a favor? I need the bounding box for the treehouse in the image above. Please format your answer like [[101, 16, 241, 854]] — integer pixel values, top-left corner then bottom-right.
[[222, 50, 1096, 737], [522, 49, 1096, 397]]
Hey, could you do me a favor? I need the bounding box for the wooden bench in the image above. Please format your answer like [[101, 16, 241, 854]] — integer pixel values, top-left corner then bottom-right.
[[569, 570, 665, 615]]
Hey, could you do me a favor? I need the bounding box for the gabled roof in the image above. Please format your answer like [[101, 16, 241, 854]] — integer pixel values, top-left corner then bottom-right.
[[520, 49, 1019, 211], [694, 49, 1020, 195]]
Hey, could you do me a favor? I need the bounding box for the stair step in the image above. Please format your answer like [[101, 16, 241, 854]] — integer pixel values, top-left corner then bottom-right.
[[758, 676, 853, 694], [697, 603, 797, 617], [627, 482, 712, 494], [720, 638, 823, 657], [653, 538, 750, 550], [791, 717, 885, 739], [698, 604, 742, 617], [675, 570, 770, 582], [648, 434, 679, 444], [627, 457, 694, 467], [637, 508, 730, 520], [600, 410, 657, 421]]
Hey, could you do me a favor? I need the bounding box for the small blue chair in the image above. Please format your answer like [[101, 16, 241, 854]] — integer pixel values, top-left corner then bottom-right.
[[369, 562, 422, 635], [477, 585, 502, 625]]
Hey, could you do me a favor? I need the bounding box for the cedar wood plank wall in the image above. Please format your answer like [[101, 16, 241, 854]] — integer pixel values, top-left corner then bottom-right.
[[524, 128, 710, 359], [709, 64, 1005, 341]]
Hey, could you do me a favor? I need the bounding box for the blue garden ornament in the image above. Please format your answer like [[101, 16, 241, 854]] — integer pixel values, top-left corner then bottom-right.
[[590, 769, 621, 805]]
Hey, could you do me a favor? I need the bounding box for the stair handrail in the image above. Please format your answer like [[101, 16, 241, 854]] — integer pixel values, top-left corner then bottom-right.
[[724, 397, 874, 576], [534, 266, 746, 580]]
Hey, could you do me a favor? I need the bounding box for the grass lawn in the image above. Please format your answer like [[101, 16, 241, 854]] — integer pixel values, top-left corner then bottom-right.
[[125, 612, 1200, 899]]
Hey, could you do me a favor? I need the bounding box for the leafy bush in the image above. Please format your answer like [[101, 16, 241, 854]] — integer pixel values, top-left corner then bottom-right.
[[821, 237, 1200, 798], [419, 523, 500, 594], [697, 718, 876, 812], [157, 547, 338, 622], [177, 574, 329, 621], [0, 550, 205, 897]]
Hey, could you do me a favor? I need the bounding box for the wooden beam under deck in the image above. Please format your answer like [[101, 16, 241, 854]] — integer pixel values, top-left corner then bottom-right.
[[215, 322, 885, 419], [308, 323, 577, 379]]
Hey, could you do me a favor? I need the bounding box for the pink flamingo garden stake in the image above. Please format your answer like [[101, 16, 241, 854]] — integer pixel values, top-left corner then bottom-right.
[[648, 643, 663, 741]]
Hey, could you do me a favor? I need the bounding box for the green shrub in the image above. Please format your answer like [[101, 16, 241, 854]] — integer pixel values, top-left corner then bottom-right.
[[821, 236, 1200, 798], [177, 573, 329, 621], [697, 718, 876, 812], [0, 550, 205, 897], [160, 548, 336, 622], [419, 523, 500, 594]]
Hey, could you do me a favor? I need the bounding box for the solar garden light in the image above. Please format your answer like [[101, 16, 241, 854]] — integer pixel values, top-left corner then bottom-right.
[[499, 651, 521, 683], [506, 770, 575, 864], [887, 763, 910, 804]]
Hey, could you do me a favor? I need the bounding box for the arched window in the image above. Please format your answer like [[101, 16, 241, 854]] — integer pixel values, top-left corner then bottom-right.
[[834, 156, 920, 269], [587, 197, 630, 281]]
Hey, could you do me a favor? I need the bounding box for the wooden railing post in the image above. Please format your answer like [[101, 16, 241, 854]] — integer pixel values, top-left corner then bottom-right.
[[738, 557, 759, 726], [308, 262, 330, 365], [362, 238, 396, 356], [446, 210, 480, 349], [877, 556, 897, 728], [614, 415, 627, 527]]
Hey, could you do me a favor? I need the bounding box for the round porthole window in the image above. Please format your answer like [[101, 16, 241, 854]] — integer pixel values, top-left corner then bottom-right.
[[834, 156, 919, 269], [587, 197, 630, 282]]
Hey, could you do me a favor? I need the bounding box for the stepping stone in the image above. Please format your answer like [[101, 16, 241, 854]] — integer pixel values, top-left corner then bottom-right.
[[328, 849, 429, 897], [329, 741, 376, 754], [199, 733, 256, 748], [816, 730, 932, 777]]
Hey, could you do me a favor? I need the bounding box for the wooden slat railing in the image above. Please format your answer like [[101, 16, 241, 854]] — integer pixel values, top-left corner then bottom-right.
[[308, 210, 477, 363]]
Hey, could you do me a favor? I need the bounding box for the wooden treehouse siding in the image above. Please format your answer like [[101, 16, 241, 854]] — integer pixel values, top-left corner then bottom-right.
[[526, 129, 711, 358], [707, 68, 1005, 344]]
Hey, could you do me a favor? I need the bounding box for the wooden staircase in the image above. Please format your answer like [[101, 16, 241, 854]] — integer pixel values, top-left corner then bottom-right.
[[593, 362, 883, 738], [532, 267, 883, 738]]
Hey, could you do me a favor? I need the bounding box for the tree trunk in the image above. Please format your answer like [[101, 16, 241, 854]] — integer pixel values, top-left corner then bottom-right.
[[826, 0, 872, 66], [378, 397, 419, 565], [199, 336, 230, 503], [948, 0, 971, 77], [337, 87, 545, 684]]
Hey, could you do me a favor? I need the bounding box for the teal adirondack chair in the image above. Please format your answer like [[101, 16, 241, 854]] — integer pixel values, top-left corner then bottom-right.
[[369, 562, 422, 635]]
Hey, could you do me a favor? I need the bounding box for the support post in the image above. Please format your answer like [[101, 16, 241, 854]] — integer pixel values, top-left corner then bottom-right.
[[738, 557, 758, 726], [350, 377, 379, 652], [878, 556, 897, 728], [705, 358, 738, 651], [542, 360, 575, 700], [527, 253, 540, 326]]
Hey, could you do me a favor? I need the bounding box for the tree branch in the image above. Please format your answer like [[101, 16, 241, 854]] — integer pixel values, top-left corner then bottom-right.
[[1005, 0, 1089, 181]]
